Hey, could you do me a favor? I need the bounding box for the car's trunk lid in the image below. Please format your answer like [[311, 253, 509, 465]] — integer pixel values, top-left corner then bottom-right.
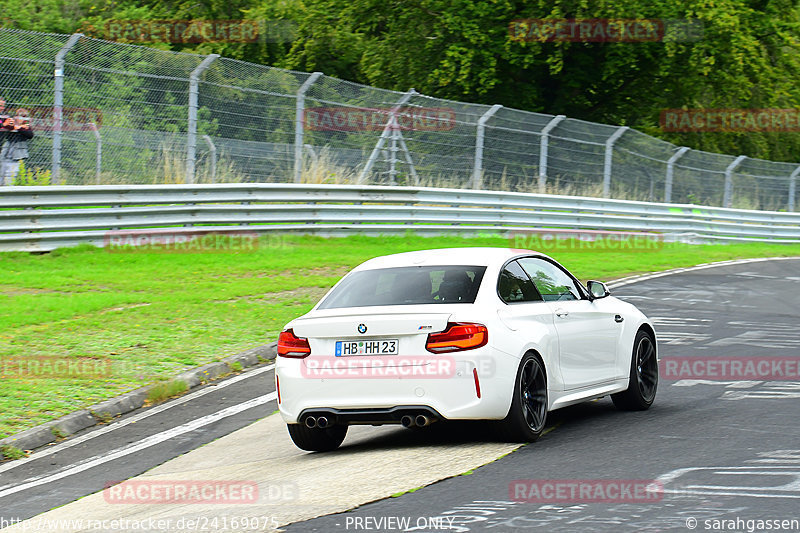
[[292, 309, 451, 338]]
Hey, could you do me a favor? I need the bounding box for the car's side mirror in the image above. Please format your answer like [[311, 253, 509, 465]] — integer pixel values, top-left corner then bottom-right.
[[587, 280, 610, 300]]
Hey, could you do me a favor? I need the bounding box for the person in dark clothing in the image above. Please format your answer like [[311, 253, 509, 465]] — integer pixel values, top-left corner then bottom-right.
[[0, 107, 34, 185], [0, 97, 9, 164], [0, 97, 7, 122]]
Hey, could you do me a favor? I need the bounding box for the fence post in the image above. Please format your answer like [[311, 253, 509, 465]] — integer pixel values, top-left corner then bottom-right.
[[665, 146, 690, 203], [359, 89, 417, 183], [789, 165, 800, 212], [203, 135, 216, 183], [538, 114, 566, 193], [294, 72, 322, 183], [472, 104, 502, 190], [186, 54, 219, 184], [388, 128, 400, 185], [52, 33, 82, 184], [89, 122, 101, 183], [603, 126, 628, 198], [723, 155, 747, 208]]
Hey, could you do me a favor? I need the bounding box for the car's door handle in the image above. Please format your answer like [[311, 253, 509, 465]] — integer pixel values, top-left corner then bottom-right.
[[615, 314, 624, 323], [555, 309, 569, 318]]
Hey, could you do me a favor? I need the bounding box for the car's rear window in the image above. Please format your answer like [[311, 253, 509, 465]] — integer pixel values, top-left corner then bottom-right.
[[318, 266, 487, 309]]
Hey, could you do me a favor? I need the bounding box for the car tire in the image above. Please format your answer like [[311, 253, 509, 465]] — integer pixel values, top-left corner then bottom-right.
[[286, 423, 348, 452], [612, 329, 658, 411], [495, 353, 548, 442]]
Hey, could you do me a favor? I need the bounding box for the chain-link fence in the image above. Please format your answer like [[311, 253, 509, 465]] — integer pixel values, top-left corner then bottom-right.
[[1, 28, 798, 211]]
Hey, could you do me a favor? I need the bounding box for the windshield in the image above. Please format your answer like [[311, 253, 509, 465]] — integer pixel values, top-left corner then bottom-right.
[[318, 265, 487, 309]]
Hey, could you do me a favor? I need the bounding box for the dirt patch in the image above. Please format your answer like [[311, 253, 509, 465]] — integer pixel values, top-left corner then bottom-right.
[[223, 265, 351, 279], [214, 286, 332, 305], [101, 303, 152, 314], [303, 266, 353, 276], [247, 265, 353, 278], [0, 287, 61, 295], [0, 285, 117, 295]]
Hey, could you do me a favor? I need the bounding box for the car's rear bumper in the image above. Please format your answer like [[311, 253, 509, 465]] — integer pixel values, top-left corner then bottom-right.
[[276, 350, 517, 424]]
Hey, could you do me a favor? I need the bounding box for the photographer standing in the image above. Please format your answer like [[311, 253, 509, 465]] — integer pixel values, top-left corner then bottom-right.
[[0, 107, 34, 185], [0, 97, 9, 182]]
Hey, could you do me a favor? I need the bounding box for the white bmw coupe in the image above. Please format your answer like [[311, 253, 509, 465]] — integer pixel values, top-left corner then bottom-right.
[[276, 248, 658, 451]]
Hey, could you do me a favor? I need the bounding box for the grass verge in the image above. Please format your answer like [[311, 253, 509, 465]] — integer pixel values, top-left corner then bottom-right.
[[145, 380, 190, 405], [1, 233, 799, 439]]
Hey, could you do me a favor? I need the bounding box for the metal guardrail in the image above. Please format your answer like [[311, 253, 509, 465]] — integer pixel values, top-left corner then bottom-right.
[[2, 184, 800, 252]]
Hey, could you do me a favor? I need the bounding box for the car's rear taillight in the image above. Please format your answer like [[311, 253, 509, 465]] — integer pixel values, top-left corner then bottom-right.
[[278, 329, 311, 358], [426, 322, 488, 353]]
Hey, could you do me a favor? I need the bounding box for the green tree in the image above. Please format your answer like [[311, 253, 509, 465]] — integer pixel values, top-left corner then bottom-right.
[[281, 0, 800, 161]]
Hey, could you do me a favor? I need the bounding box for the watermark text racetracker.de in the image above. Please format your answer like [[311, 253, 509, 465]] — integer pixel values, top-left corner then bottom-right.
[[81, 19, 297, 43], [103, 230, 290, 253], [661, 108, 800, 132], [510, 230, 665, 252], [304, 107, 456, 132], [104, 480, 263, 504], [509, 18, 703, 42], [660, 356, 800, 381], [0, 355, 121, 379], [509, 479, 663, 503], [26, 106, 103, 132], [301, 356, 459, 379]]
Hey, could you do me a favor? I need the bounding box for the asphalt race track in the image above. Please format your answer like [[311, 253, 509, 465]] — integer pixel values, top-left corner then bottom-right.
[[1, 257, 799, 533]]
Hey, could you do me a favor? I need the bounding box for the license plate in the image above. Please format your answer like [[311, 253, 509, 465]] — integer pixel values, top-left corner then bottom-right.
[[335, 339, 399, 356]]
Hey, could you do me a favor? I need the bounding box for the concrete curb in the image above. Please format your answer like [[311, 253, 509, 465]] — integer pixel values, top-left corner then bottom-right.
[[0, 342, 277, 460]]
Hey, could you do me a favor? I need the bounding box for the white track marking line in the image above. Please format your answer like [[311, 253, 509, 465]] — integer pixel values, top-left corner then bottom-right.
[[0, 363, 275, 476], [607, 256, 800, 289], [0, 392, 277, 499], [657, 465, 800, 499]]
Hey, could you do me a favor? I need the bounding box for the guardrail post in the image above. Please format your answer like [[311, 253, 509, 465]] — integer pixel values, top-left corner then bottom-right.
[[665, 146, 690, 203], [89, 122, 101, 183], [538, 115, 566, 193], [789, 165, 800, 212], [723, 155, 747, 208], [202, 135, 216, 183], [359, 89, 417, 184], [186, 54, 219, 184], [294, 72, 322, 183], [52, 33, 82, 184], [603, 126, 628, 198], [472, 104, 502, 190]]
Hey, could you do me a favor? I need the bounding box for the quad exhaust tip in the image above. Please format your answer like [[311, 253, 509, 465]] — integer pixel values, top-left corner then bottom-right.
[[305, 412, 434, 428]]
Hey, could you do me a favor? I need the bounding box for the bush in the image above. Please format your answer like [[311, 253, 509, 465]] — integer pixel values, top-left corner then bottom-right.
[[12, 160, 52, 186]]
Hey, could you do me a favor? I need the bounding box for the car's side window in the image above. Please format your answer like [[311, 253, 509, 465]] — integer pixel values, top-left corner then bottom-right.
[[497, 261, 542, 303], [517, 257, 583, 302]]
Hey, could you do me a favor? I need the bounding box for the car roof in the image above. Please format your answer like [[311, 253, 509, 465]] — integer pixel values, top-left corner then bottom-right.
[[353, 247, 551, 271]]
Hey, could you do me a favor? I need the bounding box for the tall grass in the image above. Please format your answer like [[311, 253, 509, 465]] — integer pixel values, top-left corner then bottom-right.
[[298, 147, 359, 185]]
